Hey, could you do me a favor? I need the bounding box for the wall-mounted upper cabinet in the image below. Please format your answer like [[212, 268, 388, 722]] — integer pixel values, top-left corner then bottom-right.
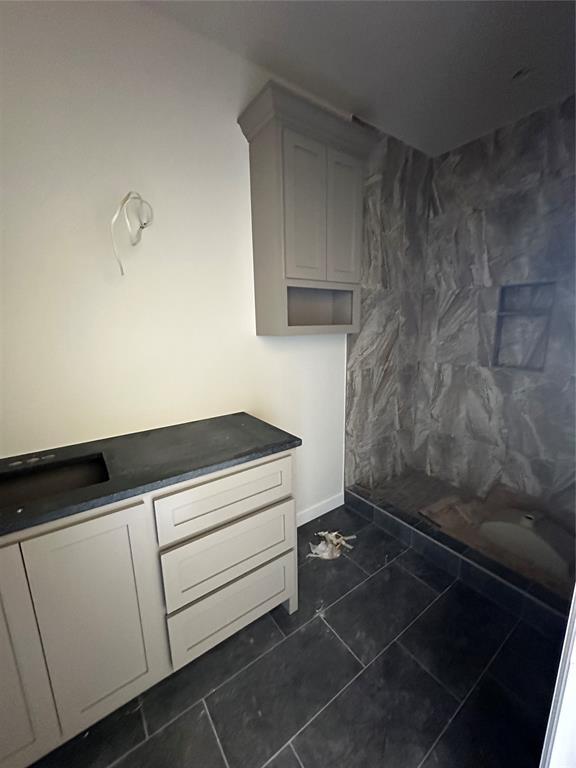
[[239, 82, 375, 335]]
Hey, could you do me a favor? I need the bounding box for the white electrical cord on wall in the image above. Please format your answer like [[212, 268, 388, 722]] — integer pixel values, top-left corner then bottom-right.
[[111, 191, 154, 276]]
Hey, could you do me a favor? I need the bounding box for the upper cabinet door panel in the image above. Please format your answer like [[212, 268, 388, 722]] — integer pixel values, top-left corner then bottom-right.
[[326, 149, 363, 283], [283, 129, 327, 280]]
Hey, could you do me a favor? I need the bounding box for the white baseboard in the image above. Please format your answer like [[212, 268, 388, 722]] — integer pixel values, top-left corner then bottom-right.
[[297, 492, 344, 527]]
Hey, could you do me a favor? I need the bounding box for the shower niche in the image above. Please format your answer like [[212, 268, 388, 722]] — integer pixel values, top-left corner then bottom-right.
[[493, 281, 555, 371]]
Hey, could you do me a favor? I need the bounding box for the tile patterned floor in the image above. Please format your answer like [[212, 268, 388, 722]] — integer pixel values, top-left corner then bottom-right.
[[33, 505, 562, 768]]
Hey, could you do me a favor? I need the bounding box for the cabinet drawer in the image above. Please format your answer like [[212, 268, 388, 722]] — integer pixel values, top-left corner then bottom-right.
[[167, 553, 295, 670], [162, 499, 295, 614], [154, 456, 292, 547]]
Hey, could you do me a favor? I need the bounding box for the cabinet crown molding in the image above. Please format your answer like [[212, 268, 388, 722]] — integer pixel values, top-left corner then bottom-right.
[[238, 80, 377, 158]]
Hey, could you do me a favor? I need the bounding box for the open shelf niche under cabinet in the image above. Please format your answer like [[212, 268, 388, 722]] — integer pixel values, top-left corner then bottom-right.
[[238, 81, 375, 335]]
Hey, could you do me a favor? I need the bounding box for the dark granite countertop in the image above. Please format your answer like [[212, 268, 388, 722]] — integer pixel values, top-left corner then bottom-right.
[[0, 412, 301, 538]]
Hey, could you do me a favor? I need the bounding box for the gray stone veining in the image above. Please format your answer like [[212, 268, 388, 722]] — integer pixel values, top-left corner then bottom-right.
[[346, 96, 575, 526]]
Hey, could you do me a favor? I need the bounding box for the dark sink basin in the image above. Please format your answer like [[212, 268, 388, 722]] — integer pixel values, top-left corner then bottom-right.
[[0, 454, 109, 507]]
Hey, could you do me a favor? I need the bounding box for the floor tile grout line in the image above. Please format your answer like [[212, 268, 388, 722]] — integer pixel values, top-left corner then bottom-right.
[[285, 549, 451, 658], [105, 538, 452, 768], [276, 548, 407, 641], [213, 610, 334, 682], [111, 517, 486, 768], [258, 744, 293, 767], [313, 549, 407, 615], [343, 533, 411, 578], [257, 626, 426, 768], [362, 490, 568, 619], [203, 699, 231, 768], [100, 698, 150, 768], [62, 499, 536, 768], [394, 556, 455, 594], [369, 496, 467, 559], [414, 616, 521, 768], [341, 508, 373, 533], [107, 722, 155, 768], [399, 539, 552, 624], [269, 612, 319, 641], [395, 638, 461, 704], [108, 697, 212, 768], [345, 488, 374, 507], [297, 557, 316, 574], [139, 695, 149, 739], [342, 550, 371, 577], [256, 666, 368, 768], [268, 610, 287, 638], [385, 580, 456, 649], [257, 580, 458, 768], [482, 670, 531, 713], [111, 628, 293, 765], [107, 580, 454, 768], [336, 550, 368, 579], [102, 513, 384, 768], [320, 615, 365, 668], [137, 556, 386, 746], [290, 741, 306, 768], [483, 662, 548, 721]]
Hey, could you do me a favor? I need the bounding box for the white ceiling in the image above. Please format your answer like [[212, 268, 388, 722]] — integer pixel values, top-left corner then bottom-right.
[[150, 0, 574, 156]]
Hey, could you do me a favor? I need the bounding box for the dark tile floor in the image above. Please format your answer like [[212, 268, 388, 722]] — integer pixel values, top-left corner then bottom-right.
[[33, 505, 562, 768]]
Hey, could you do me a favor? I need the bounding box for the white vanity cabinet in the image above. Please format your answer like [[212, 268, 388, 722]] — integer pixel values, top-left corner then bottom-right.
[[0, 546, 60, 768], [238, 81, 373, 335], [0, 448, 298, 768], [21, 501, 170, 738]]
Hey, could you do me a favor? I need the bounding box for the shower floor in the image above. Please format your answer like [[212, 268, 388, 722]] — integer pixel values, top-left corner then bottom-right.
[[351, 470, 575, 606]]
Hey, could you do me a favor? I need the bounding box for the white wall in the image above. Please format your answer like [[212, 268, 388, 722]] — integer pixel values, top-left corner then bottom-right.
[[0, 1, 346, 520]]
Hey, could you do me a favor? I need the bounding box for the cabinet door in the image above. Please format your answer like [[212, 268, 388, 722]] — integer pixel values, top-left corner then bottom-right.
[[22, 502, 169, 738], [0, 545, 59, 768], [283, 129, 327, 280], [326, 149, 363, 283]]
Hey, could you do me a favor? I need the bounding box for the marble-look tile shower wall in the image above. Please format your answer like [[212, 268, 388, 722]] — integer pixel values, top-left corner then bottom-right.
[[346, 96, 575, 524]]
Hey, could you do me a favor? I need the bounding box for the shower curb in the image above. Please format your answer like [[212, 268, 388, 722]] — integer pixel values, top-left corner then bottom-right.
[[345, 488, 570, 643]]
